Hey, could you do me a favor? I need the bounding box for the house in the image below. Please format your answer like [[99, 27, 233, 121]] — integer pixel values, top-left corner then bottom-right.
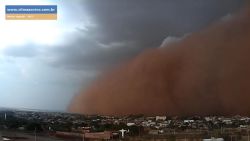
[[127, 122, 135, 126], [184, 120, 194, 123], [222, 119, 232, 125], [203, 137, 224, 141], [156, 116, 167, 121]]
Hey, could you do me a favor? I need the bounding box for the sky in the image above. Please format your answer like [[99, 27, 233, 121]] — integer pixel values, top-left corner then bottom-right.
[[0, 0, 245, 111]]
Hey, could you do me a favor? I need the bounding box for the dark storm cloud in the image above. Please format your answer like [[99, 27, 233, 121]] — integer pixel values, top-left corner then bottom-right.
[[46, 38, 141, 70], [48, 0, 244, 71], [2, 1, 245, 72], [82, 0, 244, 46]]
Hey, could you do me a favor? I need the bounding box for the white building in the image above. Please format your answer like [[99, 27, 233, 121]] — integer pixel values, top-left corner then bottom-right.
[[127, 123, 135, 126], [203, 137, 224, 141], [184, 120, 194, 123], [222, 119, 232, 125], [156, 116, 167, 121]]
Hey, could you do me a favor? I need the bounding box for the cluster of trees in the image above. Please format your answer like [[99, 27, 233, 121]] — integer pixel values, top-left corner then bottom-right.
[[0, 116, 43, 132], [0, 112, 70, 132]]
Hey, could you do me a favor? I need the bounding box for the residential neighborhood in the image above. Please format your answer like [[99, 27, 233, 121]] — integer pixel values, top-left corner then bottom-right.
[[1, 109, 250, 140]]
